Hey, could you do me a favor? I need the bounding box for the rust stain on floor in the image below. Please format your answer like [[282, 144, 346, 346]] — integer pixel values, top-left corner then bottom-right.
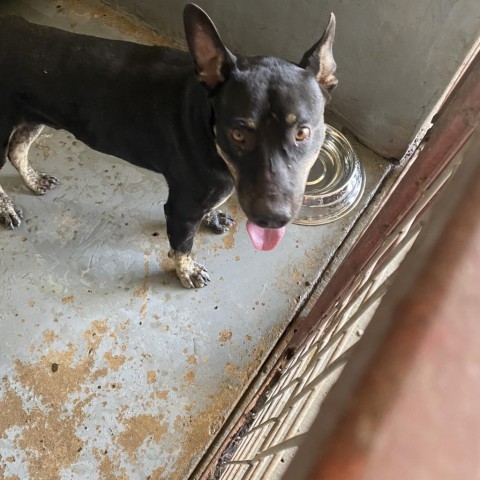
[[147, 370, 157, 384], [184, 369, 197, 385], [219, 329, 233, 344], [0, 318, 171, 479], [104, 351, 127, 371], [96, 450, 129, 480], [222, 222, 238, 249], [61, 295, 75, 304], [17, 398, 83, 480], [2, 348, 91, 479], [148, 466, 167, 480], [151, 390, 169, 401], [117, 413, 168, 461], [42, 329, 60, 347], [0, 465, 7, 479]]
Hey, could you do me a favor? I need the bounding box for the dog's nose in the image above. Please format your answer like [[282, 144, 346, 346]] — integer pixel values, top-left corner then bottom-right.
[[248, 197, 294, 229], [252, 213, 290, 229]]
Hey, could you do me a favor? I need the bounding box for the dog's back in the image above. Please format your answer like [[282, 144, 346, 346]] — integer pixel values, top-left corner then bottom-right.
[[0, 16, 195, 167], [0, 16, 191, 89]]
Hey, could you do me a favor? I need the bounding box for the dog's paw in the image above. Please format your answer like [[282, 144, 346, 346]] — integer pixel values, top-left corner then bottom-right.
[[28, 172, 59, 195], [0, 192, 23, 229], [203, 210, 235, 234], [171, 251, 210, 288]]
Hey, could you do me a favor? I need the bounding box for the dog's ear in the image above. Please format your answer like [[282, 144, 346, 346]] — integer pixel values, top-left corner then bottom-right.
[[299, 13, 337, 92], [184, 3, 236, 89]]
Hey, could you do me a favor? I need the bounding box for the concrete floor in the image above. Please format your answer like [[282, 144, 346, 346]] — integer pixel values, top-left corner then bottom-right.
[[0, 2, 391, 479]]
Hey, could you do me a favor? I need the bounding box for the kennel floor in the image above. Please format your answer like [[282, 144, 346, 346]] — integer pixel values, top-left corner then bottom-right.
[[0, 2, 391, 479]]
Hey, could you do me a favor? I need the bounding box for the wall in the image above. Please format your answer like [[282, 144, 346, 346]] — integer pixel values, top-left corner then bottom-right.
[[105, 0, 480, 159]]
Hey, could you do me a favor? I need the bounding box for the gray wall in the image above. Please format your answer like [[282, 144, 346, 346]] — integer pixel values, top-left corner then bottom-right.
[[106, 0, 480, 159]]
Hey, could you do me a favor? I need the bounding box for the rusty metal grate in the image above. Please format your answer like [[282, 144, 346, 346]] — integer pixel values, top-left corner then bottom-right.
[[211, 157, 459, 480]]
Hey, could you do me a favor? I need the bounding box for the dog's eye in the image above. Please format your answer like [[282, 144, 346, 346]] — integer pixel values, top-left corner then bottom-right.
[[295, 127, 311, 142], [230, 128, 245, 143]]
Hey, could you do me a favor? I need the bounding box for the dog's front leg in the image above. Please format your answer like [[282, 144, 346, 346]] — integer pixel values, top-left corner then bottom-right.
[[164, 201, 209, 289]]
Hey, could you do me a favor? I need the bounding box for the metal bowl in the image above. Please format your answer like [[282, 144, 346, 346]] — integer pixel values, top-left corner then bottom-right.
[[294, 125, 365, 226]]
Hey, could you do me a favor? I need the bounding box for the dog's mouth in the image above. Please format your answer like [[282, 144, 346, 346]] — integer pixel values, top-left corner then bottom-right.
[[246, 220, 286, 251]]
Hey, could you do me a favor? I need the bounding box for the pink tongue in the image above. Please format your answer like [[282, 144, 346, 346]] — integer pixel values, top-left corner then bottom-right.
[[246, 220, 286, 251]]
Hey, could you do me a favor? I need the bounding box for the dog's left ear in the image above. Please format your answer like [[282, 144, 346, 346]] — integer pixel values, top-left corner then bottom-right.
[[184, 3, 236, 89], [299, 13, 337, 92]]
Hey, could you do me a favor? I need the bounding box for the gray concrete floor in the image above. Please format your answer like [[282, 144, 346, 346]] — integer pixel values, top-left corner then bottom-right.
[[0, 2, 391, 479]]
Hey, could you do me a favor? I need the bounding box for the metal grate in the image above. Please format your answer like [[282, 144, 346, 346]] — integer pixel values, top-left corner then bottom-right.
[[212, 157, 459, 480]]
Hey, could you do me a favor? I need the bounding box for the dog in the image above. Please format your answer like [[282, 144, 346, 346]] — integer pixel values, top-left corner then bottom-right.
[[0, 4, 337, 288]]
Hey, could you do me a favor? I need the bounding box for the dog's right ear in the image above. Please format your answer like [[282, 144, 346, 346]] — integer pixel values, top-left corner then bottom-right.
[[299, 13, 337, 92], [183, 4, 236, 89]]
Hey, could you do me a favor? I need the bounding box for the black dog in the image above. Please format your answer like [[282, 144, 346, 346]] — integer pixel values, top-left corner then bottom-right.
[[0, 4, 337, 288]]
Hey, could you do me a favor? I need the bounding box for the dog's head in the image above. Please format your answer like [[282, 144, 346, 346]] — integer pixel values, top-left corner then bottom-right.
[[184, 4, 337, 250]]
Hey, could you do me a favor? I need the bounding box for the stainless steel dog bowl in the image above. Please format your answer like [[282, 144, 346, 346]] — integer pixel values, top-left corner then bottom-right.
[[294, 125, 365, 225]]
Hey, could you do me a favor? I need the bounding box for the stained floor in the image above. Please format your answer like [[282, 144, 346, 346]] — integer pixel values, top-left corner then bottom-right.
[[0, 1, 391, 479]]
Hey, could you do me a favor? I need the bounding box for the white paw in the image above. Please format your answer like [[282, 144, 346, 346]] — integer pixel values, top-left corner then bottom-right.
[[28, 172, 59, 195], [171, 251, 210, 288], [0, 192, 23, 229]]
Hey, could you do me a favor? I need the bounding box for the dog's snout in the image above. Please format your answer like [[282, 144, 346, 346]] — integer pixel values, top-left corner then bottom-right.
[[251, 210, 291, 229], [244, 193, 297, 229], [253, 217, 287, 229]]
